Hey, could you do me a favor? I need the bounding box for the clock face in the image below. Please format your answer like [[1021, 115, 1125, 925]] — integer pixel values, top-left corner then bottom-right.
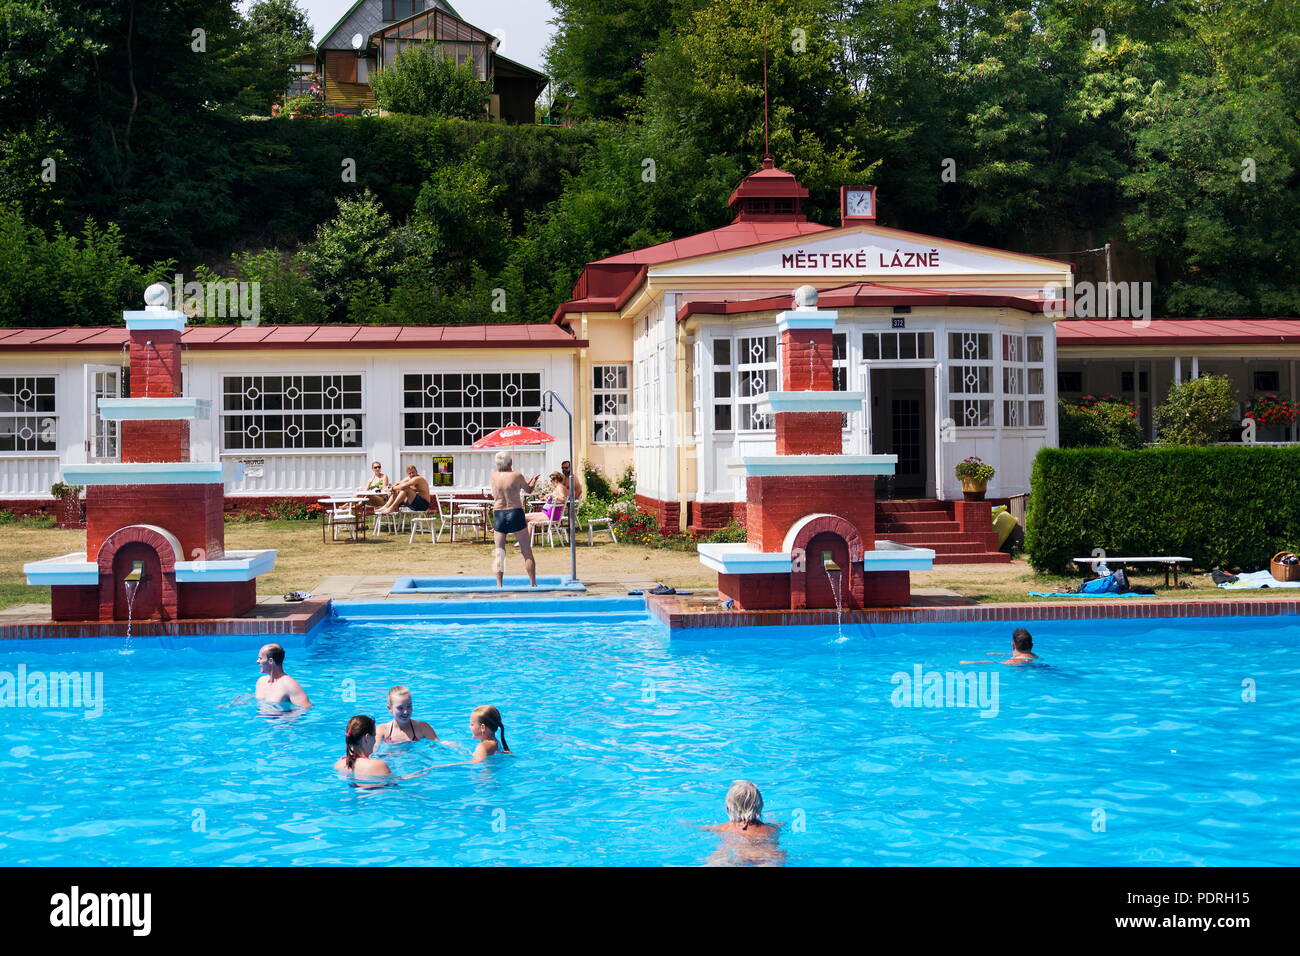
[[846, 189, 873, 217]]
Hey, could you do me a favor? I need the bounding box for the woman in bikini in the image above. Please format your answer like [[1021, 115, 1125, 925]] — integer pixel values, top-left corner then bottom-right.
[[334, 715, 392, 782], [375, 685, 438, 744]]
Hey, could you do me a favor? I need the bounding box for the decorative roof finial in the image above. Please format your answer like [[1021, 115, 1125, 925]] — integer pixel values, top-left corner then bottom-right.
[[143, 282, 170, 312], [794, 285, 818, 308]]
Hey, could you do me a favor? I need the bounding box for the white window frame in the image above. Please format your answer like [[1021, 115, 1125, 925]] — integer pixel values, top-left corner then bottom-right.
[[0, 373, 59, 457], [401, 369, 543, 450], [734, 332, 778, 432], [592, 363, 630, 444], [221, 372, 366, 452], [1001, 332, 1047, 429], [863, 330, 936, 362], [947, 331, 994, 428]]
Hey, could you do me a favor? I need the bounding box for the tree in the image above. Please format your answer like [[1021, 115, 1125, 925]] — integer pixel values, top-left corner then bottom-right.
[[370, 47, 489, 119], [1155, 375, 1238, 446], [410, 161, 512, 288], [243, 0, 313, 62], [299, 190, 416, 314]]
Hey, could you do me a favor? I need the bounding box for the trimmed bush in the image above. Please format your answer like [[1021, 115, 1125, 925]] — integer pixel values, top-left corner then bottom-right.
[[1154, 374, 1237, 445], [1058, 399, 1145, 449], [1025, 445, 1300, 573]]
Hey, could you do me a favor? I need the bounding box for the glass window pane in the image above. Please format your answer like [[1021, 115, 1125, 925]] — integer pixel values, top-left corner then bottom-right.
[[713, 339, 731, 366], [918, 333, 934, 358], [899, 334, 916, 359], [714, 404, 732, 431], [714, 371, 731, 399], [862, 334, 879, 360], [883, 335, 898, 359], [1027, 336, 1044, 363]]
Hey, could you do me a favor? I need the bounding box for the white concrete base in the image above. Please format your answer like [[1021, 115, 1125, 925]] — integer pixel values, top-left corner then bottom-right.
[[24, 548, 277, 585], [697, 540, 935, 574], [98, 398, 212, 421], [727, 454, 898, 477], [60, 461, 244, 486], [758, 391, 865, 415]]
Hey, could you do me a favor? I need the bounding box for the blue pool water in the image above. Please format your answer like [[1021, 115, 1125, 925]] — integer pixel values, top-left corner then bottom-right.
[[1, 605, 1298, 866], [391, 575, 586, 593]]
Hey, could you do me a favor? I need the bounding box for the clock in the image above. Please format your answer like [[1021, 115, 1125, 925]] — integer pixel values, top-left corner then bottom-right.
[[841, 186, 877, 223]]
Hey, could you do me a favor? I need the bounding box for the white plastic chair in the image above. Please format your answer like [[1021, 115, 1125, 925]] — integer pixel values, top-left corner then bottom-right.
[[451, 499, 486, 542], [582, 512, 619, 545], [373, 507, 413, 535], [528, 500, 570, 548], [408, 499, 447, 544], [325, 500, 364, 542]]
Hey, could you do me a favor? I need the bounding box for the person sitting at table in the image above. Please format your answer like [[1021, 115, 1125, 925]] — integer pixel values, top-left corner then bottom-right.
[[358, 460, 391, 506], [375, 464, 431, 514], [526, 472, 568, 530]]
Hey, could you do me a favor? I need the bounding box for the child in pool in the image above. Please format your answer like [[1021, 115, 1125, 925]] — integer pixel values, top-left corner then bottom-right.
[[334, 715, 392, 781], [961, 627, 1039, 665], [702, 780, 785, 866], [376, 685, 439, 744], [469, 705, 510, 762]]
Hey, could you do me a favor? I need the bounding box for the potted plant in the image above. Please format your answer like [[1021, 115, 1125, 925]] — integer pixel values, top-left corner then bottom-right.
[[49, 481, 85, 528], [954, 457, 995, 500]]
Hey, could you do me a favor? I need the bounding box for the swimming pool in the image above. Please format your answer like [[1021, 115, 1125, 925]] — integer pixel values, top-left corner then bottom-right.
[[1, 603, 1297, 866]]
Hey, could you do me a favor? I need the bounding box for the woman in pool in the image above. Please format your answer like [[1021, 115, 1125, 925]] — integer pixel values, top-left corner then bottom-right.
[[376, 685, 438, 744], [702, 780, 785, 866], [469, 705, 510, 762], [334, 715, 392, 780]]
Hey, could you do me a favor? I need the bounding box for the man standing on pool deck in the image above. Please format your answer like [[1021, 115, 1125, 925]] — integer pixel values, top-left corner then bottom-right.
[[255, 643, 312, 707], [490, 451, 540, 587]]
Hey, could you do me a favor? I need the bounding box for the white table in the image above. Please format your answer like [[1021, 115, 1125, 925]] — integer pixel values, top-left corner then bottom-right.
[[1072, 555, 1193, 587]]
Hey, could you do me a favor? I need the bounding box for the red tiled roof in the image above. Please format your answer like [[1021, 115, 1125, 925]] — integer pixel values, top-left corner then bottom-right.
[[676, 282, 1048, 322], [1056, 318, 1300, 346], [0, 324, 586, 352]]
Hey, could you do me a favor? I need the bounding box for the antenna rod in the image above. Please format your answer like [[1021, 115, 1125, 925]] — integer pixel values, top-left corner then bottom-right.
[[762, 28, 770, 161]]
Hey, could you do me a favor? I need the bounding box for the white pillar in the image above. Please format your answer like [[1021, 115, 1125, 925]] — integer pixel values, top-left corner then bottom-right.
[[1174, 356, 1182, 384], [1191, 356, 1199, 379]]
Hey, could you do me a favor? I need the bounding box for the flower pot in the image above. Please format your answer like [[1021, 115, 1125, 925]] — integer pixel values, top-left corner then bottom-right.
[[960, 477, 988, 501]]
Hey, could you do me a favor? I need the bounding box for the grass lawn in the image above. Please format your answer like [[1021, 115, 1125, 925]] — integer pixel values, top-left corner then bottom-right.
[[0, 519, 1288, 612]]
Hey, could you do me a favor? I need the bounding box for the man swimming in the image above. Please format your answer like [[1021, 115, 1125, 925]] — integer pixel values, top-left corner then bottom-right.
[[961, 627, 1039, 666], [702, 780, 785, 866], [376, 685, 438, 743], [254, 643, 312, 707]]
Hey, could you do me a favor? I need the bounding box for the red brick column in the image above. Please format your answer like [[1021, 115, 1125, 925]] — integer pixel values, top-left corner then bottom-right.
[[952, 500, 1000, 551], [775, 411, 843, 455], [96, 524, 181, 621], [122, 327, 189, 462], [780, 328, 834, 391]]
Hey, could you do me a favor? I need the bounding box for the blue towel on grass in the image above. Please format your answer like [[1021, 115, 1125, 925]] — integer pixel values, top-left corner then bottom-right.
[[1027, 592, 1148, 598]]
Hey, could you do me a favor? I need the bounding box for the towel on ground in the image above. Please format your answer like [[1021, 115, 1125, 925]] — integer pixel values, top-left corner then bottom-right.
[[1027, 592, 1148, 598], [1217, 570, 1300, 590]]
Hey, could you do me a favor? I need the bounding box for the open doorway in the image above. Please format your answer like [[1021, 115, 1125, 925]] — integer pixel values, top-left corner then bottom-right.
[[869, 367, 932, 498]]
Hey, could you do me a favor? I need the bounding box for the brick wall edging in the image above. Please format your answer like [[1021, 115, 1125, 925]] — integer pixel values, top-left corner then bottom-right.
[[0, 600, 330, 640], [648, 594, 1300, 629]]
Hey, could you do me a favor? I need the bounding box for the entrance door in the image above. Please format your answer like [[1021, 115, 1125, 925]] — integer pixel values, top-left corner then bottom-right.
[[85, 364, 123, 462], [868, 367, 931, 497]]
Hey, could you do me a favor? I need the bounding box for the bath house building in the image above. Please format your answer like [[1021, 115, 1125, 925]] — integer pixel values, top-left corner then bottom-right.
[[4, 162, 1300, 551]]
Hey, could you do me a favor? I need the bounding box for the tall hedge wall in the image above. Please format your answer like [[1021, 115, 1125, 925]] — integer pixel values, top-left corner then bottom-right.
[[1025, 446, 1300, 574]]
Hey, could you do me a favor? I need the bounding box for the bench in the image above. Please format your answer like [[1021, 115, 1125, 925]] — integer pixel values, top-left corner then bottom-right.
[[1072, 556, 1193, 588]]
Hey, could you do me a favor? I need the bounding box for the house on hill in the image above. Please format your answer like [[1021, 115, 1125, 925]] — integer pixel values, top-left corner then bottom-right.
[[316, 0, 547, 122]]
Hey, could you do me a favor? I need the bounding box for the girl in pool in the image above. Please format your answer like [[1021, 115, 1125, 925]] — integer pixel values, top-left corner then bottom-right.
[[469, 705, 510, 762], [334, 715, 392, 781], [702, 780, 785, 866], [376, 685, 439, 744]]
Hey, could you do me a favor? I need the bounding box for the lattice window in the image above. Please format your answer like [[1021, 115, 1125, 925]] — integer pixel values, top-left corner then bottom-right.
[[0, 376, 56, 454], [592, 364, 630, 444], [403, 372, 540, 448], [222, 375, 363, 451], [948, 332, 993, 427], [736, 335, 778, 430], [1002, 333, 1046, 427], [833, 332, 850, 428], [711, 338, 734, 431]]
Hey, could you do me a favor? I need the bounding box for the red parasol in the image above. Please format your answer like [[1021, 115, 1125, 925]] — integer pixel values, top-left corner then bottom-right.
[[470, 425, 556, 448]]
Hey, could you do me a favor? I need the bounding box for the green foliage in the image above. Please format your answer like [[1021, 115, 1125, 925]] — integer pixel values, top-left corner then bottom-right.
[[49, 483, 83, 499], [1154, 374, 1238, 446], [299, 189, 419, 313], [371, 47, 489, 120], [615, 465, 636, 499], [244, 0, 314, 62], [704, 519, 747, 543], [1026, 446, 1300, 574], [1058, 400, 1145, 449], [954, 457, 995, 481], [581, 461, 615, 501], [0, 205, 170, 325]]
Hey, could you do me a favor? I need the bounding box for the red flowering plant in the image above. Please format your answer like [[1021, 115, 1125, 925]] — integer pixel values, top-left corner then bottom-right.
[[1244, 394, 1299, 426], [1074, 393, 1139, 418]]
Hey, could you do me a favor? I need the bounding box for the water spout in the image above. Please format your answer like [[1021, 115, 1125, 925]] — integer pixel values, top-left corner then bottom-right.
[[123, 560, 145, 583]]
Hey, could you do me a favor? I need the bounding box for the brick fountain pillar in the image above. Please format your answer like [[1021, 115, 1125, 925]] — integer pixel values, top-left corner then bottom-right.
[[697, 286, 935, 611], [26, 284, 276, 621]]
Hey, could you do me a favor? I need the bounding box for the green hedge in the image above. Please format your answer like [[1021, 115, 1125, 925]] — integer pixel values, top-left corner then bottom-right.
[[1025, 446, 1300, 574]]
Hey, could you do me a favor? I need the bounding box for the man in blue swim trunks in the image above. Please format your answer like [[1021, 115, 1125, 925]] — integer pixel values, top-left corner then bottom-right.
[[375, 464, 431, 514], [489, 451, 540, 587]]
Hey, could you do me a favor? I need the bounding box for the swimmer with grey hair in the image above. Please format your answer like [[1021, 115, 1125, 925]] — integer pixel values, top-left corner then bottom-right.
[[489, 450, 541, 587], [702, 780, 785, 866]]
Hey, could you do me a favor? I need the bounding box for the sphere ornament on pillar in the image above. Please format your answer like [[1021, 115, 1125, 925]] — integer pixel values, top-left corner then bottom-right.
[[794, 284, 819, 308], [143, 282, 171, 311]]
